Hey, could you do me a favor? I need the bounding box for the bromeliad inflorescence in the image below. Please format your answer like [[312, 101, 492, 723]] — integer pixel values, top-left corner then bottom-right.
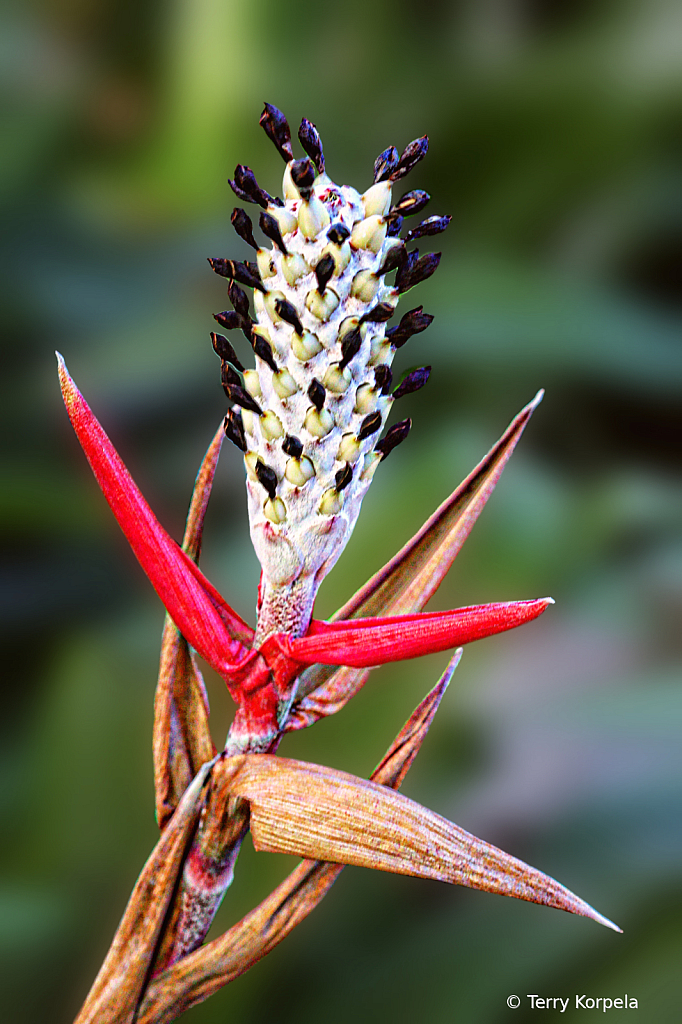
[[59, 104, 620, 1024]]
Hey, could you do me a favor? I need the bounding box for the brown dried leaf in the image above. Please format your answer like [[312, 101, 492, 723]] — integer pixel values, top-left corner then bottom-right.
[[74, 762, 213, 1024], [288, 392, 544, 727], [134, 654, 459, 1024], [153, 425, 223, 829]]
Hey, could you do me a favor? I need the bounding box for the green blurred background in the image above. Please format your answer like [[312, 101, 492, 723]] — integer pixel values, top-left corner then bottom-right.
[[2, 0, 681, 1020]]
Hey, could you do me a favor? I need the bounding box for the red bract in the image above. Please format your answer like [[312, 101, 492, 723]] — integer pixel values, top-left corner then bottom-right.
[[58, 355, 552, 747]]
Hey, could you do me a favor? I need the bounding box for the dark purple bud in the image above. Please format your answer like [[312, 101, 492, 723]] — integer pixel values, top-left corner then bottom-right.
[[260, 103, 294, 162], [357, 411, 383, 441], [274, 297, 304, 336], [213, 309, 241, 332], [339, 326, 362, 370], [224, 409, 246, 452], [377, 242, 407, 276], [221, 360, 242, 390], [282, 435, 303, 458], [385, 305, 434, 349], [298, 118, 325, 174], [360, 302, 395, 324], [394, 248, 420, 293], [231, 208, 258, 249], [208, 258, 266, 292], [308, 378, 325, 411], [291, 158, 316, 199], [396, 252, 441, 294], [392, 190, 430, 217], [227, 282, 251, 320], [389, 136, 429, 182], [392, 365, 430, 399], [223, 382, 262, 415], [229, 165, 274, 209], [253, 335, 278, 372], [404, 215, 452, 242], [327, 222, 350, 245], [211, 332, 245, 371], [374, 145, 400, 183], [374, 364, 393, 394], [386, 214, 404, 237], [314, 253, 335, 294], [255, 459, 278, 500], [259, 211, 288, 254], [375, 418, 411, 459], [335, 463, 353, 492]]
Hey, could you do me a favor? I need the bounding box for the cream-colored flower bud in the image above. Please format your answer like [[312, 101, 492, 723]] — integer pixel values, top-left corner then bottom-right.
[[260, 410, 284, 440], [350, 215, 387, 253], [282, 163, 299, 202], [298, 197, 330, 239], [264, 496, 287, 524], [270, 204, 298, 236], [282, 252, 310, 285], [244, 451, 260, 480], [272, 369, 298, 399], [350, 270, 380, 303], [319, 488, 342, 515], [362, 181, 392, 217], [368, 336, 392, 366], [284, 456, 315, 486], [243, 369, 261, 398], [354, 382, 378, 414], [304, 407, 334, 437], [323, 364, 351, 394], [361, 451, 382, 481], [320, 241, 351, 274], [305, 287, 340, 321], [251, 324, 272, 345], [264, 290, 286, 323], [256, 249, 277, 280], [337, 316, 361, 341], [292, 331, 323, 360], [242, 409, 255, 434], [337, 433, 361, 463]]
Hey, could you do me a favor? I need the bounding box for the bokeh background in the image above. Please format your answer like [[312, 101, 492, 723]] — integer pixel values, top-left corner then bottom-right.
[[2, 0, 681, 1021]]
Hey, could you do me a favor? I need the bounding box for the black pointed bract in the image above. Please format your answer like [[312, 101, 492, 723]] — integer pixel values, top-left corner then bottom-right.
[[374, 145, 400, 183], [335, 463, 353, 492], [253, 335, 278, 372], [224, 408, 246, 452], [377, 242, 406, 277], [385, 305, 434, 349], [392, 190, 430, 217], [274, 297, 304, 336], [231, 208, 258, 249], [404, 215, 452, 243], [227, 282, 251, 320], [308, 378, 325, 411], [223, 382, 262, 415], [259, 103, 293, 162], [314, 253, 335, 294], [327, 222, 350, 245], [389, 136, 429, 182], [208, 258, 266, 292], [396, 251, 441, 293], [211, 332, 245, 371], [291, 158, 316, 199], [213, 309, 241, 331], [298, 118, 325, 175], [360, 302, 395, 325], [386, 215, 404, 237], [339, 326, 362, 370], [229, 164, 281, 209], [374, 364, 393, 394], [357, 411, 383, 441], [220, 361, 242, 391], [392, 365, 431, 399], [282, 435, 303, 458], [259, 211, 288, 255], [375, 417, 411, 458], [255, 459, 278, 500]]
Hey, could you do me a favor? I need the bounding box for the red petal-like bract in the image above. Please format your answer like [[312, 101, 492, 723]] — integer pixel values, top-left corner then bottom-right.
[[57, 355, 253, 681]]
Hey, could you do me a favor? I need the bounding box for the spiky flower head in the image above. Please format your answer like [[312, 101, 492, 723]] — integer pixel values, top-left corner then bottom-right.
[[210, 104, 450, 643]]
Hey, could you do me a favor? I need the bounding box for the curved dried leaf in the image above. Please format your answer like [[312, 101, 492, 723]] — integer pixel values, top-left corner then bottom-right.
[[74, 763, 213, 1024], [134, 655, 460, 1024], [289, 391, 544, 726], [154, 426, 223, 829]]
